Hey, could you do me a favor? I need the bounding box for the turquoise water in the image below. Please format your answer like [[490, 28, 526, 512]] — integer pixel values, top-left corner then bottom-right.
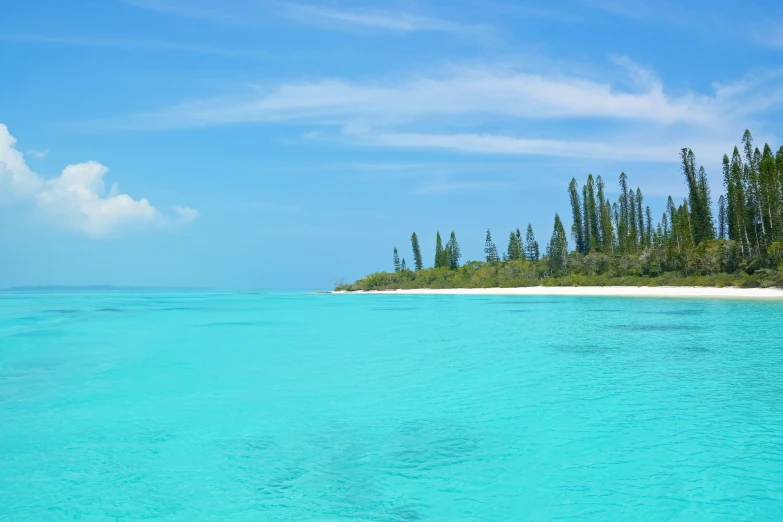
[[1, 292, 783, 520]]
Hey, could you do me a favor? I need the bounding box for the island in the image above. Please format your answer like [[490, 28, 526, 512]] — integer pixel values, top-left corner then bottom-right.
[[336, 130, 783, 293]]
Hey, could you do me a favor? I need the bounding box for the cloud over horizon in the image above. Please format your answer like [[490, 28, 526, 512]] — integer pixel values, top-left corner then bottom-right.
[[117, 59, 782, 164], [0, 124, 197, 236]]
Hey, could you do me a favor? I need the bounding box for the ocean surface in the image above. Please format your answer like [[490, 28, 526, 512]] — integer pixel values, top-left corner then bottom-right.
[[1, 292, 783, 520]]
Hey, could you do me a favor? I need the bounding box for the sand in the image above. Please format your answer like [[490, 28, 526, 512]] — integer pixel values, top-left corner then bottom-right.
[[333, 286, 783, 299]]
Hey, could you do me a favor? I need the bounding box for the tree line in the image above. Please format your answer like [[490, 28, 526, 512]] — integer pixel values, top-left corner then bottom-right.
[[342, 130, 783, 290]]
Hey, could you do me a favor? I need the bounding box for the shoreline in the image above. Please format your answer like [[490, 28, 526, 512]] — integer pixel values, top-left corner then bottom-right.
[[333, 286, 783, 299]]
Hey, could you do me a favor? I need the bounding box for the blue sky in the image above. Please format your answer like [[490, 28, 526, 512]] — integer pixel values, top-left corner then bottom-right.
[[1, 0, 782, 290]]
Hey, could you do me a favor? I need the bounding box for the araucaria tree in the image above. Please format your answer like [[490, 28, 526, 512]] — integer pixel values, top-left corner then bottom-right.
[[681, 148, 715, 245], [393, 248, 401, 272], [434, 232, 446, 268], [506, 229, 524, 260], [596, 175, 614, 253], [411, 232, 423, 271], [484, 229, 500, 264], [525, 224, 540, 261], [446, 231, 461, 269], [547, 214, 568, 273], [568, 178, 586, 254]]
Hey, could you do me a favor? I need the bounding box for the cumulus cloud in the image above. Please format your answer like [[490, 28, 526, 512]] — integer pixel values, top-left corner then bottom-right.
[[172, 204, 200, 224], [0, 123, 197, 236]]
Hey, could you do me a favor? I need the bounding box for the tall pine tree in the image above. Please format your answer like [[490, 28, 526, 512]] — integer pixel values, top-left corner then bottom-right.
[[393, 248, 401, 272], [434, 232, 445, 268], [525, 224, 540, 261], [506, 231, 523, 260], [618, 172, 630, 252], [636, 188, 645, 247], [484, 229, 500, 264], [547, 214, 569, 273], [411, 232, 423, 271], [597, 175, 613, 253], [568, 178, 586, 254], [585, 175, 600, 251], [447, 231, 461, 269]]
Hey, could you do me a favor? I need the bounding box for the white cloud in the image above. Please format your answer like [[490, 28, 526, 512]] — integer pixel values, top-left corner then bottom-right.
[[129, 61, 781, 130], [415, 178, 513, 195], [124, 0, 480, 35], [114, 59, 782, 164], [0, 123, 197, 236], [25, 148, 49, 158], [172, 204, 200, 223], [282, 4, 481, 34], [0, 33, 269, 58], [353, 129, 740, 165]]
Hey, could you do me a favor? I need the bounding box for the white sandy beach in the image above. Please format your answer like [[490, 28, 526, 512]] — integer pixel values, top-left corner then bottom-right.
[[335, 286, 783, 299]]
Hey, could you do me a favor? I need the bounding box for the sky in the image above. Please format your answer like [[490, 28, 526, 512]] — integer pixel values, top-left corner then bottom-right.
[[1, 0, 782, 290]]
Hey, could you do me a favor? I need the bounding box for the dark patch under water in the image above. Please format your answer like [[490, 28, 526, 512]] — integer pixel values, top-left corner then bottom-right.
[[96, 308, 123, 313], [550, 343, 610, 354], [196, 321, 284, 328], [642, 309, 704, 316], [615, 324, 698, 332], [48, 309, 78, 314], [679, 344, 711, 353]]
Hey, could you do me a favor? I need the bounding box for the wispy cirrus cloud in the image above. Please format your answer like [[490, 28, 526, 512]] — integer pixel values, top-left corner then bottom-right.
[[99, 54, 783, 163], [124, 0, 481, 35], [123, 58, 783, 131], [0, 33, 270, 58], [281, 3, 485, 34], [415, 177, 514, 195], [123, 64, 746, 129]]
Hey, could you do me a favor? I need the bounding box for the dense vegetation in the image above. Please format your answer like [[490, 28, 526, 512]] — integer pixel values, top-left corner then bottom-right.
[[337, 131, 783, 291]]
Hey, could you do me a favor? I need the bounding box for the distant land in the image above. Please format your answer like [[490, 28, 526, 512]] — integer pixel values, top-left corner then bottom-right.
[[2, 285, 214, 293], [339, 131, 783, 292]]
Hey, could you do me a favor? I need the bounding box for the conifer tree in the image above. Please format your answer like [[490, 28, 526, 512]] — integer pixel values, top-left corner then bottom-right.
[[585, 175, 600, 251], [697, 165, 715, 240], [628, 189, 637, 251], [547, 213, 569, 272], [411, 232, 423, 271], [401, 258, 407, 271], [645, 205, 653, 247], [525, 224, 539, 261], [759, 143, 780, 241], [434, 232, 445, 268], [484, 229, 499, 264], [722, 155, 737, 244], [514, 229, 525, 259], [718, 195, 727, 239], [507, 231, 522, 260], [729, 147, 750, 255], [393, 248, 401, 272], [568, 178, 586, 254], [636, 188, 645, 246], [618, 173, 629, 252], [596, 176, 613, 253], [742, 130, 766, 248], [447, 231, 461, 269]]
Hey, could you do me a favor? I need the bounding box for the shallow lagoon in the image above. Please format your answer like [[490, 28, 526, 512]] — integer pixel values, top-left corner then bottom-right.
[[1, 292, 782, 520]]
